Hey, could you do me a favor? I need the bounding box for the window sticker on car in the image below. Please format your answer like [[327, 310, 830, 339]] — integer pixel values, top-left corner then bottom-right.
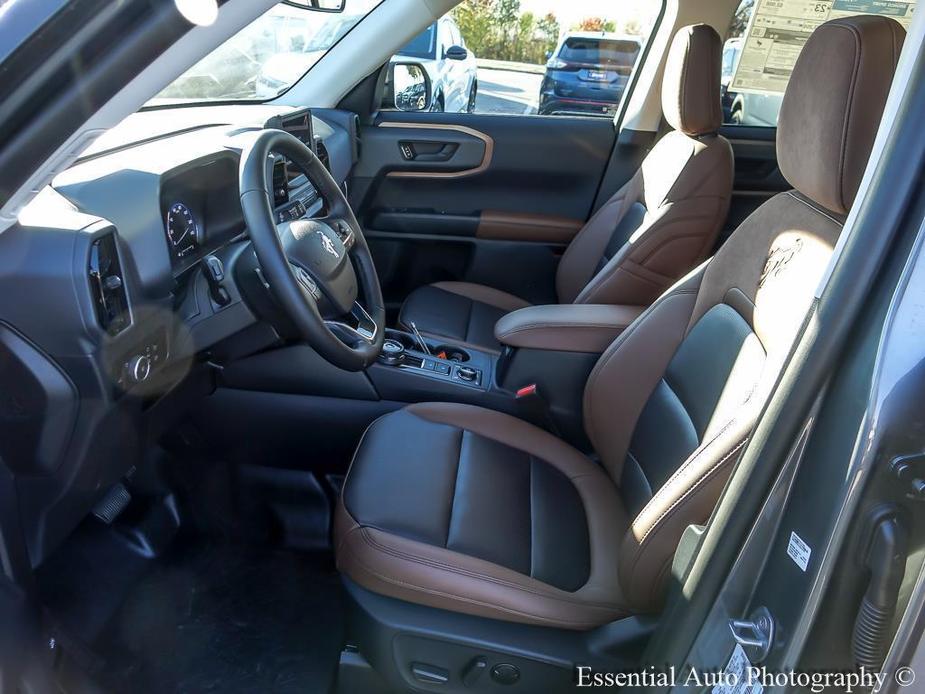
[[730, 0, 916, 96], [787, 531, 812, 572], [711, 644, 764, 694]]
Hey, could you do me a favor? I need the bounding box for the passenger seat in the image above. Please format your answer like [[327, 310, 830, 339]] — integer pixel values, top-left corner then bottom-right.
[[400, 24, 734, 351]]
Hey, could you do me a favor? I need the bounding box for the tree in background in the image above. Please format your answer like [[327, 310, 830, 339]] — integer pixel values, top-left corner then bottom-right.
[[454, 0, 550, 64], [451, 0, 648, 65], [622, 18, 643, 36], [453, 0, 495, 56], [575, 17, 617, 32], [537, 13, 560, 56], [492, 0, 521, 60]]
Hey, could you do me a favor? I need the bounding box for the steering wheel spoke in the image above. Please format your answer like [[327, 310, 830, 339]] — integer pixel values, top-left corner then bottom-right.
[[317, 214, 356, 251], [325, 302, 378, 345], [291, 263, 322, 302]]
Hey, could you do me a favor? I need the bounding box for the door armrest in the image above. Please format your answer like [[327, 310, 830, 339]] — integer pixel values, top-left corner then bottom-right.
[[494, 304, 646, 353]]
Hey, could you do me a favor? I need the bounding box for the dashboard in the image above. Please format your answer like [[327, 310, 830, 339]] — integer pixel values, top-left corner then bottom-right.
[[1, 105, 359, 567]]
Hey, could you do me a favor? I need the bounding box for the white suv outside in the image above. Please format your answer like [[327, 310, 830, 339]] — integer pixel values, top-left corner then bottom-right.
[[391, 16, 478, 113]]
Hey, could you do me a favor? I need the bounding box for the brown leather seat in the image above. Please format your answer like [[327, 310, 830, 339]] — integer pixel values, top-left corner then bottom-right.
[[400, 24, 734, 351], [337, 16, 904, 628]]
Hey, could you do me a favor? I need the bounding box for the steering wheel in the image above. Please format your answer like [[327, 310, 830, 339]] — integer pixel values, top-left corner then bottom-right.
[[239, 129, 385, 371]]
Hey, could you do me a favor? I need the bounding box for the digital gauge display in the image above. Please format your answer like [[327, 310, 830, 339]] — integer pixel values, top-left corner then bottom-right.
[[165, 202, 200, 259]]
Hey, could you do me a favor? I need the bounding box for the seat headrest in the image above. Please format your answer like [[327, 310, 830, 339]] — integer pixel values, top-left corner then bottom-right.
[[662, 24, 723, 137], [777, 16, 904, 215]]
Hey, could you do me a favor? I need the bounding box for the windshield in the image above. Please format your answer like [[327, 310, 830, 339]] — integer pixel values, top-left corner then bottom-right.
[[150, 0, 383, 105], [397, 24, 436, 59]]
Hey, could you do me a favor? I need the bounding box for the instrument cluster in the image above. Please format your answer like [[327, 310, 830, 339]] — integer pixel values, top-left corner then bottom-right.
[[159, 153, 244, 274]]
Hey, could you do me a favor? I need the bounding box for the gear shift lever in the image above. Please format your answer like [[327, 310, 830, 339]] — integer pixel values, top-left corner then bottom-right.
[[408, 321, 431, 356]]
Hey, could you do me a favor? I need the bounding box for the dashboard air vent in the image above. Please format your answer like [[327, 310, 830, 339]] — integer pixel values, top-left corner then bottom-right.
[[88, 234, 131, 336], [316, 140, 331, 173]]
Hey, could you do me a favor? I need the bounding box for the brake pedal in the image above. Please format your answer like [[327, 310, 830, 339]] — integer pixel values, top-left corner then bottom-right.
[[92, 482, 131, 524]]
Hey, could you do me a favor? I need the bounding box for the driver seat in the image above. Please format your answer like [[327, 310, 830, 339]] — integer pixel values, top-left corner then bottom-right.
[[336, 16, 903, 626]]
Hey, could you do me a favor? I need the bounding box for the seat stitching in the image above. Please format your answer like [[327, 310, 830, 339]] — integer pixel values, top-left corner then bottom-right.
[[639, 416, 740, 515], [412, 412, 598, 483], [357, 528, 627, 610], [785, 191, 844, 226], [359, 527, 618, 609], [831, 23, 862, 210], [638, 437, 747, 545], [625, 438, 748, 592]]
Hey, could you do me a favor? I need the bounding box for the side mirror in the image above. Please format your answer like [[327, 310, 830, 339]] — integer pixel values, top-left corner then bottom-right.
[[545, 49, 553, 60], [444, 45, 468, 61], [383, 62, 432, 112]]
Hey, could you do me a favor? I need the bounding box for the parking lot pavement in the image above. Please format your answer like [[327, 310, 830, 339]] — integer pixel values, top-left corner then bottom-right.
[[475, 68, 543, 115]]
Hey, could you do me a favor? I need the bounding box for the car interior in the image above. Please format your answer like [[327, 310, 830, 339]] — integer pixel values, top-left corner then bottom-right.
[[0, 0, 921, 692]]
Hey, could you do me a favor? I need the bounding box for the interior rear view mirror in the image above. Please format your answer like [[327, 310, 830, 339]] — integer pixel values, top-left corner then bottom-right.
[[383, 62, 432, 112], [286, 0, 346, 12]]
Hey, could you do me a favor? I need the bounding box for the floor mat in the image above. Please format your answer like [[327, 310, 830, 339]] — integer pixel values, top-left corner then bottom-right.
[[98, 541, 344, 694]]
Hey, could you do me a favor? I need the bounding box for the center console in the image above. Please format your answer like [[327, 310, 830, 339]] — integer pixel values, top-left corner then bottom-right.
[[366, 329, 498, 410], [367, 304, 647, 448], [377, 330, 486, 387]]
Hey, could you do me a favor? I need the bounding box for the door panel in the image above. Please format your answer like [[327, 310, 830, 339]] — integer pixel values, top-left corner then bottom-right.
[[351, 112, 621, 309]]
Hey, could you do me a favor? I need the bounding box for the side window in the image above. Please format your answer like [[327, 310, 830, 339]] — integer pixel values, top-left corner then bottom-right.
[[383, 0, 661, 117], [722, 0, 915, 128]]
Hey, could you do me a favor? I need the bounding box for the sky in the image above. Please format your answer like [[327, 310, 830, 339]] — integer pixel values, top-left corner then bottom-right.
[[518, 0, 659, 32]]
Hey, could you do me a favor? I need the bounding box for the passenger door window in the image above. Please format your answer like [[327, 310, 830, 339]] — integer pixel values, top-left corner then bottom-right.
[[383, 0, 661, 118]]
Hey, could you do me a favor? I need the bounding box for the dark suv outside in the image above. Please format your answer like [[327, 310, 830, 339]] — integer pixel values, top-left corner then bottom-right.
[[539, 32, 642, 116]]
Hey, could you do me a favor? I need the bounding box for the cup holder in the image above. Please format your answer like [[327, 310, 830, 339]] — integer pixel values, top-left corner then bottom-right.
[[434, 345, 470, 362], [385, 330, 471, 362]]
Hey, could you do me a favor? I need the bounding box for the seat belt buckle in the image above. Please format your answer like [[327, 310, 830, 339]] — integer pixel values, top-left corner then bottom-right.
[[514, 384, 561, 436]]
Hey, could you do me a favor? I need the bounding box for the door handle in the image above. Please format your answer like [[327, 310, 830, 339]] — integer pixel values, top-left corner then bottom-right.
[[398, 141, 458, 162]]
